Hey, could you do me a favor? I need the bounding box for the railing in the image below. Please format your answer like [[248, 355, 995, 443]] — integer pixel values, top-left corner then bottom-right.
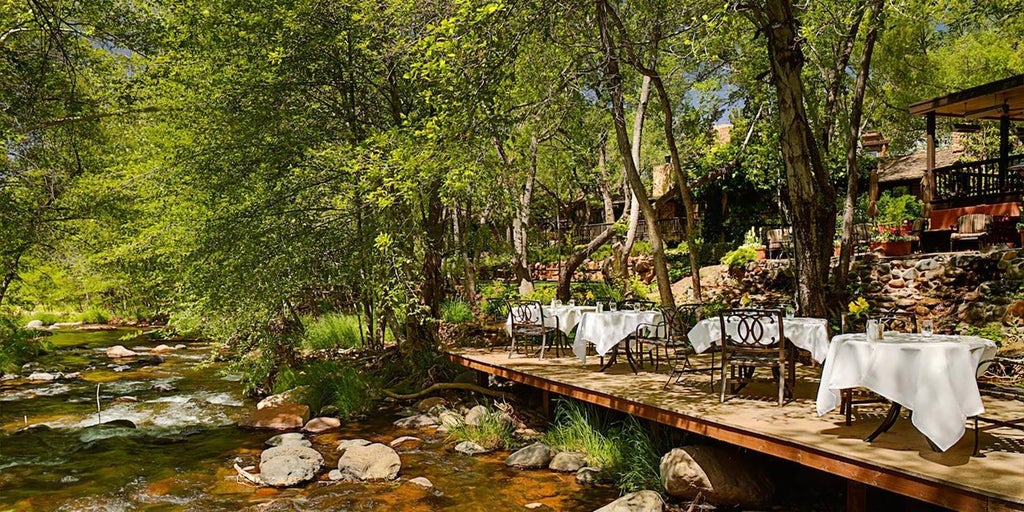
[[933, 154, 1024, 203], [569, 217, 686, 242]]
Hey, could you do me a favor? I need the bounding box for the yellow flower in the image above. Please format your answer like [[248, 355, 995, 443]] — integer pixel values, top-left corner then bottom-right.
[[847, 297, 869, 318]]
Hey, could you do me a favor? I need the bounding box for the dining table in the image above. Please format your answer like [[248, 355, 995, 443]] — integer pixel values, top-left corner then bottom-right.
[[816, 332, 998, 452], [572, 309, 663, 371], [504, 303, 597, 336], [688, 316, 831, 363]]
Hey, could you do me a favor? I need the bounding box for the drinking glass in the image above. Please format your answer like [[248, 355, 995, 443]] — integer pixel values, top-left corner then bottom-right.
[[609, 302, 618, 312], [596, 302, 604, 313], [632, 303, 641, 312], [785, 305, 795, 318], [866, 319, 879, 342], [920, 319, 934, 336], [569, 299, 576, 307]]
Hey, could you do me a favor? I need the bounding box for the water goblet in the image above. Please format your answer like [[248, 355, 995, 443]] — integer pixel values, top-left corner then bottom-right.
[[596, 301, 604, 313], [785, 305, 795, 318], [609, 302, 618, 312], [866, 319, 879, 342], [920, 319, 934, 336], [569, 299, 576, 307]]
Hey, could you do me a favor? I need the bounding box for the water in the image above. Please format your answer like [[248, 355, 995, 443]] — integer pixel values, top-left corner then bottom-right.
[[0, 329, 616, 511]]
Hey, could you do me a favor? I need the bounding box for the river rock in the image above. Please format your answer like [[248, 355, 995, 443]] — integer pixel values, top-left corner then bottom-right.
[[259, 445, 324, 487], [112, 396, 139, 405], [408, 476, 433, 488], [660, 445, 774, 507], [25, 320, 44, 330], [239, 404, 310, 430], [549, 451, 587, 472], [393, 414, 438, 428], [27, 372, 57, 381], [576, 467, 601, 485], [454, 441, 490, 455], [464, 405, 489, 426], [594, 490, 664, 512], [337, 438, 372, 452], [303, 417, 341, 433], [151, 344, 174, 354], [174, 344, 187, 350], [505, 442, 554, 468], [415, 397, 448, 412], [256, 386, 309, 410], [389, 436, 423, 451], [438, 410, 463, 429], [328, 469, 344, 481], [150, 383, 176, 392], [336, 443, 401, 481], [106, 345, 138, 358], [266, 433, 310, 448]]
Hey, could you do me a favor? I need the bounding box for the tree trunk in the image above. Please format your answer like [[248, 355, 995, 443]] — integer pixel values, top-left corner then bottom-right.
[[597, 0, 675, 307], [835, 0, 884, 298], [619, 75, 652, 276], [452, 206, 478, 304], [557, 225, 617, 301], [759, 0, 836, 317], [497, 138, 535, 296]]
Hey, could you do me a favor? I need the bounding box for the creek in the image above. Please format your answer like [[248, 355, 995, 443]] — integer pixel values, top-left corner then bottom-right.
[[0, 328, 617, 511]]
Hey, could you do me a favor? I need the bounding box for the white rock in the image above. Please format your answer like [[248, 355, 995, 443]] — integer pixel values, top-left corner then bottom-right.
[[27, 372, 57, 381], [337, 438, 372, 452], [594, 490, 664, 512], [151, 344, 174, 354], [454, 441, 490, 455], [408, 476, 433, 488], [259, 445, 324, 487], [393, 414, 438, 428], [266, 432, 310, 448], [105, 345, 138, 358], [389, 435, 423, 451], [336, 443, 401, 481], [25, 320, 44, 330], [303, 417, 341, 433]]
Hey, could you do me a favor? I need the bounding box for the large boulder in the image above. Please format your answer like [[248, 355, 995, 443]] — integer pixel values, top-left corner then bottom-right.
[[548, 451, 587, 472], [106, 345, 138, 358], [660, 446, 774, 507], [505, 442, 554, 469], [593, 490, 664, 512], [336, 438, 372, 452], [239, 404, 310, 430], [336, 443, 401, 481], [256, 387, 309, 410], [303, 417, 341, 433], [259, 445, 324, 487]]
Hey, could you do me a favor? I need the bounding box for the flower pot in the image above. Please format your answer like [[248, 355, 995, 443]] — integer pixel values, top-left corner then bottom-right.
[[755, 248, 766, 261], [1019, 230, 1024, 248], [881, 240, 912, 256], [833, 244, 841, 257]]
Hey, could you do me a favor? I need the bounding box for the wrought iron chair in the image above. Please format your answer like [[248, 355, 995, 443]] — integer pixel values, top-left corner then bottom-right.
[[718, 308, 791, 406], [973, 354, 1024, 456], [766, 228, 790, 259], [620, 298, 657, 311], [507, 300, 561, 359], [839, 310, 918, 425], [661, 304, 718, 391]]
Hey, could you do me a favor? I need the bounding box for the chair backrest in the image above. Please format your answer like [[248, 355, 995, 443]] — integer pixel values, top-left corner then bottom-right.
[[621, 298, 656, 310], [509, 300, 544, 329], [853, 223, 874, 243], [872, 310, 918, 333], [767, 229, 786, 249], [957, 214, 993, 235], [719, 308, 785, 354]]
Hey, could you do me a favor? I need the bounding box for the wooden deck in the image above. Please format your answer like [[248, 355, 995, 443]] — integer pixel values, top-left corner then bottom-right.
[[447, 349, 1024, 511]]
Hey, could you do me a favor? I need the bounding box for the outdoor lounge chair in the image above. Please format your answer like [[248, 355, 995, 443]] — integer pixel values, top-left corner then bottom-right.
[[950, 213, 993, 251], [719, 308, 791, 406]]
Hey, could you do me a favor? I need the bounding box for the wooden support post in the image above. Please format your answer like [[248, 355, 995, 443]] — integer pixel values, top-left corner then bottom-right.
[[476, 370, 489, 388], [541, 389, 553, 419], [1000, 104, 1010, 189], [847, 480, 868, 512], [923, 112, 936, 219]]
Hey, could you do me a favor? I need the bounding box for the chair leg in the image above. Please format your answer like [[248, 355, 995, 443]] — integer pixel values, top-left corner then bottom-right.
[[778, 365, 785, 406], [539, 332, 547, 359], [508, 336, 517, 358], [720, 363, 728, 403]]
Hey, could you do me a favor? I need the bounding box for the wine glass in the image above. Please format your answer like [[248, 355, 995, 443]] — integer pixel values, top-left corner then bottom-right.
[[569, 299, 576, 307], [920, 319, 934, 336], [609, 302, 618, 312]]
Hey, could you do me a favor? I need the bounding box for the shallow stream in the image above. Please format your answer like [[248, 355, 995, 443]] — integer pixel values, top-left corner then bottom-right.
[[0, 329, 616, 511]]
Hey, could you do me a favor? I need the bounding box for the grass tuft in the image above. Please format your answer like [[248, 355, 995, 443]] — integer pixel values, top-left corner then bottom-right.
[[76, 308, 111, 324], [273, 361, 377, 418], [445, 405, 517, 450], [302, 313, 363, 350], [440, 300, 474, 324]]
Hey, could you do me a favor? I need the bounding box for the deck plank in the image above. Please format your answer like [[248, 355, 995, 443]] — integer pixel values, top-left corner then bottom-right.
[[448, 349, 1024, 511]]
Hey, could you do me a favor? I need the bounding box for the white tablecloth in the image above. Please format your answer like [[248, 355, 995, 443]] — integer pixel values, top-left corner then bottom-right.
[[688, 317, 831, 363], [816, 333, 997, 452], [573, 310, 663, 362], [505, 304, 597, 335]]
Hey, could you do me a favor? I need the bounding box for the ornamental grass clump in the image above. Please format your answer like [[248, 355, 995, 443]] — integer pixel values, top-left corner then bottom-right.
[[543, 400, 623, 470], [273, 361, 377, 418], [302, 313, 362, 350], [440, 299, 474, 324], [445, 406, 517, 450]]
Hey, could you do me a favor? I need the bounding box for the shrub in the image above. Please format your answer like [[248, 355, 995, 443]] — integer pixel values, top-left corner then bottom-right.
[[445, 405, 517, 450], [273, 361, 377, 418], [668, 266, 686, 282], [26, 311, 62, 325], [962, 322, 1006, 345], [0, 316, 49, 373], [543, 400, 623, 470], [441, 300, 474, 324], [523, 285, 556, 305], [720, 246, 757, 269], [631, 240, 653, 256], [76, 308, 111, 324], [302, 313, 362, 350], [876, 192, 923, 227]]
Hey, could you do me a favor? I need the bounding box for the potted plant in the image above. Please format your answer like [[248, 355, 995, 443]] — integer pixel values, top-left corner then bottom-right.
[[877, 229, 914, 256], [742, 228, 766, 260], [721, 246, 758, 278]]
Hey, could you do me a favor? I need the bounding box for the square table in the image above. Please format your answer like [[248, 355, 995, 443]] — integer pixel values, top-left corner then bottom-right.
[[505, 304, 597, 336], [572, 310, 664, 369], [688, 316, 830, 363], [816, 333, 997, 452]]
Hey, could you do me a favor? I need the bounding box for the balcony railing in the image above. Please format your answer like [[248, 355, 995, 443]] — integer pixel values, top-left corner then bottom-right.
[[933, 154, 1024, 203]]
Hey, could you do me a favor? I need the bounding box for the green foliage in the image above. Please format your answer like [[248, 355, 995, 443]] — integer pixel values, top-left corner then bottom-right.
[[76, 308, 111, 325], [26, 311, 63, 325], [875, 192, 923, 228], [630, 240, 652, 256], [441, 300, 474, 324], [302, 313, 363, 351], [523, 285, 556, 304], [0, 316, 49, 373], [543, 401, 623, 470], [668, 266, 686, 282], [625, 276, 655, 300], [273, 361, 378, 418], [445, 405, 517, 450], [615, 418, 665, 493], [589, 243, 613, 263], [480, 281, 516, 319], [962, 323, 1006, 345], [720, 246, 758, 269]]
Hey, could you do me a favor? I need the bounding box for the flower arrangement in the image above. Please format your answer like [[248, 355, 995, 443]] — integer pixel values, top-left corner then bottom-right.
[[873, 226, 914, 243], [847, 297, 870, 319]]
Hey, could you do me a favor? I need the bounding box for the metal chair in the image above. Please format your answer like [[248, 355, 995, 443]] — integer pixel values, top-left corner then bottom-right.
[[507, 300, 561, 359], [766, 228, 792, 259], [973, 354, 1024, 456], [839, 310, 917, 425], [620, 298, 656, 311], [718, 308, 791, 406], [661, 304, 718, 391]]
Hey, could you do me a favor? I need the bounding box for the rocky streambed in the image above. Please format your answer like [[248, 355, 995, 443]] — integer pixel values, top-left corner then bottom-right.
[[0, 328, 617, 511]]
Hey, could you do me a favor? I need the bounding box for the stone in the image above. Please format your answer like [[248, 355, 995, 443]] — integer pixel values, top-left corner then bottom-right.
[[174, 344, 187, 350], [266, 433, 310, 448], [336, 443, 401, 481], [1005, 300, 1024, 320], [25, 320, 44, 330], [919, 297, 942, 306], [150, 383, 175, 392], [415, 397, 448, 412], [888, 278, 905, 289], [151, 344, 174, 354], [106, 345, 138, 358], [464, 405, 489, 426], [660, 446, 774, 507], [576, 467, 601, 485], [259, 445, 324, 487], [256, 387, 309, 410], [337, 438, 372, 452], [408, 476, 433, 488], [594, 490, 664, 512], [895, 298, 917, 308], [505, 442, 554, 469], [438, 410, 464, 429], [328, 469, 344, 481], [239, 404, 310, 430], [303, 417, 341, 433], [112, 396, 138, 405], [454, 441, 490, 455], [916, 259, 940, 271], [902, 268, 919, 280], [548, 451, 587, 472], [27, 372, 57, 381], [393, 414, 438, 428], [389, 436, 423, 451], [63, 371, 81, 379]]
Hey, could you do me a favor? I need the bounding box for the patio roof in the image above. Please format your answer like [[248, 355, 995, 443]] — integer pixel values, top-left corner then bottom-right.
[[909, 74, 1024, 121]]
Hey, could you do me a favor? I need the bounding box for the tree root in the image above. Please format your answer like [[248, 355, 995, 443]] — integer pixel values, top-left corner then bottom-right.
[[382, 382, 512, 401]]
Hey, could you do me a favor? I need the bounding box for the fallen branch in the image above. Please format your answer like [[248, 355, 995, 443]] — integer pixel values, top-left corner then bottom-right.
[[382, 382, 512, 401], [233, 463, 263, 486]]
